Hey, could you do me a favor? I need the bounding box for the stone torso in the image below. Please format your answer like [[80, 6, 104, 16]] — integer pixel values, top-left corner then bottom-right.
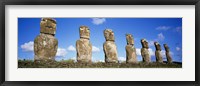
[[164, 44, 173, 63], [34, 33, 58, 61], [166, 52, 172, 63], [76, 38, 92, 63], [155, 51, 163, 63], [103, 41, 118, 63], [126, 45, 137, 63], [141, 48, 150, 63]]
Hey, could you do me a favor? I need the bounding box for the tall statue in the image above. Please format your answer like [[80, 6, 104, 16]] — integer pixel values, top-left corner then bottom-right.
[[34, 18, 58, 62], [164, 44, 173, 63], [76, 26, 92, 63], [154, 42, 163, 63], [141, 39, 151, 63], [125, 34, 137, 63], [103, 29, 118, 63]]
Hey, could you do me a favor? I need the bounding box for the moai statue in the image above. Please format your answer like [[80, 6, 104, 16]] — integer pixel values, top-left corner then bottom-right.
[[76, 26, 92, 63], [34, 18, 58, 62], [141, 39, 151, 63], [103, 29, 118, 63], [164, 44, 173, 63], [125, 34, 137, 64], [154, 42, 163, 63]]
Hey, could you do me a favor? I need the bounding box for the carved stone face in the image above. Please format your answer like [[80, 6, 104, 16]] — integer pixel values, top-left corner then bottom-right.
[[154, 42, 161, 51], [40, 18, 56, 35], [104, 29, 115, 41], [126, 34, 134, 45], [79, 26, 90, 39], [141, 39, 149, 49], [164, 44, 170, 52]]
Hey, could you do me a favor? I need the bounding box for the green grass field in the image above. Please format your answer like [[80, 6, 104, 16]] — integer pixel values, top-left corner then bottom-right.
[[18, 59, 182, 68]]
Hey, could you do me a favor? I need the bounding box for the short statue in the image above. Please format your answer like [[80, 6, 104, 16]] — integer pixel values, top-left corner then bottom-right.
[[125, 34, 137, 63], [154, 42, 163, 63], [141, 39, 151, 63], [76, 26, 92, 63], [164, 44, 173, 63], [103, 29, 118, 63], [34, 18, 58, 61]]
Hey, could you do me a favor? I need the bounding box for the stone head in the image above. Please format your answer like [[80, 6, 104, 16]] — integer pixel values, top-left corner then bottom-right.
[[79, 26, 90, 39], [40, 18, 57, 35], [126, 34, 134, 45], [141, 39, 149, 49], [164, 44, 170, 52], [104, 29, 115, 41], [154, 42, 161, 51]]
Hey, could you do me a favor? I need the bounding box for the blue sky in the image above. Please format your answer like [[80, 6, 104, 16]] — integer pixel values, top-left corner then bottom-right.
[[18, 18, 182, 62]]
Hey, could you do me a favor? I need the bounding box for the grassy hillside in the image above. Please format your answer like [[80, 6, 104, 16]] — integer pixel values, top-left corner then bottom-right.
[[18, 59, 182, 68]]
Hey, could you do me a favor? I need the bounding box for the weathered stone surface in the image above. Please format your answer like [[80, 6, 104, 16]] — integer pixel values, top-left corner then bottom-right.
[[154, 42, 163, 63], [34, 18, 58, 62], [76, 26, 92, 63], [103, 29, 118, 63], [141, 39, 151, 63], [164, 44, 173, 63], [125, 34, 137, 63], [79, 26, 90, 39], [40, 18, 56, 35], [34, 33, 58, 61], [104, 29, 115, 41]]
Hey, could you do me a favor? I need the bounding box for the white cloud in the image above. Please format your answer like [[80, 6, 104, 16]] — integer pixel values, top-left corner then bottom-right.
[[161, 50, 166, 58], [176, 47, 181, 51], [118, 57, 126, 63], [67, 45, 76, 51], [21, 41, 34, 52], [69, 57, 76, 60], [175, 26, 182, 33], [157, 33, 165, 41], [93, 59, 105, 63], [136, 48, 141, 56], [148, 48, 154, 56], [92, 46, 101, 52], [148, 33, 165, 47], [92, 18, 106, 25], [56, 47, 67, 57], [156, 26, 171, 31], [149, 41, 154, 46], [136, 48, 154, 56], [170, 52, 174, 55], [118, 57, 126, 61], [69, 57, 77, 62]]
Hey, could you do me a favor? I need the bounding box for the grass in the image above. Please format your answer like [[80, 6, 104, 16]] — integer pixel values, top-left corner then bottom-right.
[[18, 59, 182, 68]]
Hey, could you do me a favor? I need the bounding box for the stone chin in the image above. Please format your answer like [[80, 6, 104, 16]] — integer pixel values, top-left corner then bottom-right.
[[106, 38, 115, 41], [105, 35, 115, 41], [80, 36, 90, 39]]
